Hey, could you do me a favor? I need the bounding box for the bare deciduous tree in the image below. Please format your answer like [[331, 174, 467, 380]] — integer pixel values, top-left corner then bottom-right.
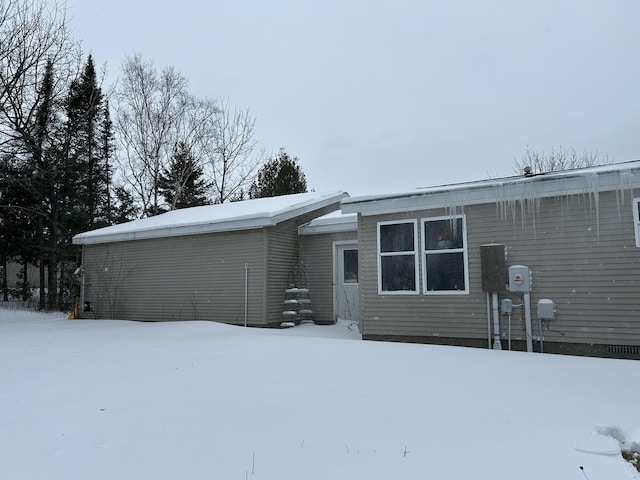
[[514, 145, 610, 175], [0, 0, 78, 151], [205, 97, 262, 203], [0, 0, 79, 309], [114, 54, 219, 216]]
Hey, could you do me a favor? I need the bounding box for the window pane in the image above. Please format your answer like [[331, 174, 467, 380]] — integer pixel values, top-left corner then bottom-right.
[[426, 252, 465, 291], [343, 249, 358, 284], [380, 223, 414, 253], [381, 255, 415, 291], [424, 218, 464, 250]]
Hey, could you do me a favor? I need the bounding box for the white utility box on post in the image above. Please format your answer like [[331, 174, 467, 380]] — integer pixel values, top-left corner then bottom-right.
[[508, 265, 531, 292], [508, 265, 533, 352]]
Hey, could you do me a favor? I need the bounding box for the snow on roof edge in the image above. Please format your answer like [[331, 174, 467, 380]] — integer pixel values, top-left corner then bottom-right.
[[298, 212, 358, 235], [342, 160, 640, 215], [73, 191, 348, 245]]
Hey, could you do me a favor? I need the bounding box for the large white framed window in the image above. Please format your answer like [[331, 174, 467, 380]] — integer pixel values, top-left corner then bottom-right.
[[422, 215, 469, 294], [377, 220, 419, 294], [634, 199, 640, 247]]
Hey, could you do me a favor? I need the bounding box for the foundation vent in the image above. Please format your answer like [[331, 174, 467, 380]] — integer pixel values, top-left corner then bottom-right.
[[606, 345, 640, 355]]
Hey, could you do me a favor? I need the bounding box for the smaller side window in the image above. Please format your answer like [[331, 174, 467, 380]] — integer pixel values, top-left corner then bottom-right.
[[634, 199, 640, 247]]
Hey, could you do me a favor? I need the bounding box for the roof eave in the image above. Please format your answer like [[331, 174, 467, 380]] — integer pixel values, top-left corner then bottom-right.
[[73, 192, 349, 245], [342, 168, 640, 216], [72, 216, 273, 245]]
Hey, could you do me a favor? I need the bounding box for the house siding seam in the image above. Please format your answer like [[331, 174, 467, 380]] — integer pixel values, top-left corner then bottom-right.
[[358, 190, 640, 348]]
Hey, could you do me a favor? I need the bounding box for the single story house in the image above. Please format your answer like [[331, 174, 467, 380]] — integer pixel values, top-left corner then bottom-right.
[[72, 191, 346, 326], [341, 160, 640, 358]]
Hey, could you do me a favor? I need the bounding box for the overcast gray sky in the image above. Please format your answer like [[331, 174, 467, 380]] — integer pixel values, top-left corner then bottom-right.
[[66, 0, 640, 196]]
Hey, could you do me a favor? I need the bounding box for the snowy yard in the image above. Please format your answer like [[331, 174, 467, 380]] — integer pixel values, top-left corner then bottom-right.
[[0, 307, 639, 480]]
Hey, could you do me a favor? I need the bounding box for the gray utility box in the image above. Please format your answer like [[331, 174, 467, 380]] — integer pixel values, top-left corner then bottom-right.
[[481, 244, 507, 292], [537, 299, 555, 320], [508, 265, 531, 292]]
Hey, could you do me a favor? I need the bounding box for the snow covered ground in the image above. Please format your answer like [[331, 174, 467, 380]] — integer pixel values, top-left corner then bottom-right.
[[0, 307, 639, 480]]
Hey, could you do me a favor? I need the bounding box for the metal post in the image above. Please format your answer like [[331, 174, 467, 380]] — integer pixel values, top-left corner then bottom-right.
[[80, 271, 85, 313], [244, 263, 249, 327], [524, 292, 533, 352], [486, 292, 491, 349], [492, 292, 502, 350]]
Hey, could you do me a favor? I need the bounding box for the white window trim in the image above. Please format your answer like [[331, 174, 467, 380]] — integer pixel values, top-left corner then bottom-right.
[[634, 199, 640, 247], [421, 214, 470, 295], [377, 219, 419, 295]]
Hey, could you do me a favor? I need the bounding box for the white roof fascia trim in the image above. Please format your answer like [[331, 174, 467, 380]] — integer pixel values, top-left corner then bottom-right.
[[342, 169, 640, 217], [270, 192, 348, 225], [73, 217, 274, 245], [298, 219, 358, 235]]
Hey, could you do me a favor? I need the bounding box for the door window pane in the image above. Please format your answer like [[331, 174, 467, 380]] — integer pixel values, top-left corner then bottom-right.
[[343, 249, 358, 284]]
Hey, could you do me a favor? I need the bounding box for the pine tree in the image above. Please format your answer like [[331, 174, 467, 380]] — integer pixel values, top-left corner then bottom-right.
[[111, 185, 140, 224], [249, 149, 308, 199], [99, 100, 115, 223], [31, 59, 61, 309], [63, 55, 110, 231], [0, 155, 40, 301], [158, 142, 211, 211]]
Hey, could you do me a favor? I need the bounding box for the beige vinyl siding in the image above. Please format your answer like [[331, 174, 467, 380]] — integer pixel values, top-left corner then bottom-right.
[[359, 190, 640, 346], [82, 229, 266, 324], [265, 219, 300, 324], [264, 206, 341, 325], [300, 231, 358, 324]]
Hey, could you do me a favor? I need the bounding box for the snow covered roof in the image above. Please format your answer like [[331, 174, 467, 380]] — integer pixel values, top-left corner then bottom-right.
[[73, 191, 348, 245], [297, 211, 357, 235], [342, 160, 640, 216]]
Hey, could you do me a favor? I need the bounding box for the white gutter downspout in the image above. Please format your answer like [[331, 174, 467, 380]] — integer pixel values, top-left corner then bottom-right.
[[486, 293, 492, 349], [492, 293, 502, 350], [244, 263, 249, 327]]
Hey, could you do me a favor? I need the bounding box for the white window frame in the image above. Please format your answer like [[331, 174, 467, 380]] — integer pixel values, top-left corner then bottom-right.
[[634, 198, 640, 247], [377, 219, 419, 295], [421, 214, 469, 295]]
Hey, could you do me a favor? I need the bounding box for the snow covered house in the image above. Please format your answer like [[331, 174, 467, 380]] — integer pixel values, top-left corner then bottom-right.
[[72, 191, 347, 326], [341, 161, 640, 358]]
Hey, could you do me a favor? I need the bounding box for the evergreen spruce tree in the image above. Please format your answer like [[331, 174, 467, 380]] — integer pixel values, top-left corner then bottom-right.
[[158, 142, 211, 211], [99, 100, 115, 223], [31, 59, 62, 309], [111, 185, 140, 224], [64, 55, 110, 231], [249, 149, 308, 199], [0, 155, 40, 301]]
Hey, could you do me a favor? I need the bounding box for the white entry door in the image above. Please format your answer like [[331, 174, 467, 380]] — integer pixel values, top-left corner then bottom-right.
[[335, 243, 360, 322]]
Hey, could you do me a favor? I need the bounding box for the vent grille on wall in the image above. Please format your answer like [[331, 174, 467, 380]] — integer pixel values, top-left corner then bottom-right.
[[607, 345, 640, 355]]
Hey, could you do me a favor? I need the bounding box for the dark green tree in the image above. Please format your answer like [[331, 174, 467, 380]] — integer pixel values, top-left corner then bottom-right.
[[248, 149, 307, 199], [158, 142, 211, 211], [63, 55, 111, 231], [111, 185, 141, 224], [99, 100, 115, 223], [0, 154, 41, 301]]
